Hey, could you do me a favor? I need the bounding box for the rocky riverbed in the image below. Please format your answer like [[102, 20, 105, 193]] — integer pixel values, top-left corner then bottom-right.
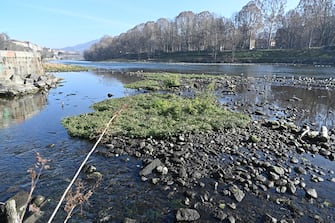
[[96, 119, 335, 222], [91, 73, 335, 222], [2, 71, 334, 222]]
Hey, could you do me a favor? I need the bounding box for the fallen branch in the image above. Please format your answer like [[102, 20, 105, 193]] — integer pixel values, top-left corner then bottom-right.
[[20, 152, 50, 222]]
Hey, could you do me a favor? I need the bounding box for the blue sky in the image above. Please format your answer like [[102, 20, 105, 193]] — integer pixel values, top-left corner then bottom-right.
[[0, 0, 299, 49]]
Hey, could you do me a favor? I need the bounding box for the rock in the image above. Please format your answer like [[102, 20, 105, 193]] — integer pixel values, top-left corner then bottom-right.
[[215, 211, 227, 221], [178, 135, 185, 142], [311, 175, 324, 183], [218, 203, 226, 210], [192, 171, 202, 179], [151, 178, 160, 184], [184, 197, 190, 206], [250, 135, 261, 143], [105, 144, 114, 150], [288, 182, 297, 194], [5, 199, 20, 223], [156, 166, 168, 175], [7, 191, 29, 218], [32, 195, 45, 207], [83, 164, 97, 174], [183, 191, 195, 199], [329, 153, 335, 161], [23, 210, 44, 223], [228, 203, 237, 210], [229, 185, 245, 202], [176, 208, 200, 222], [228, 215, 236, 223], [266, 120, 281, 129], [122, 217, 136, 223], [139, 159, 162, 176], [290, 157, 299, 164], [269, 172, 280, 181], [319, 126, 329, 142], [296, 147, 306, 154], [307, 131, 319, 139], [256, 174, 267, 183], [87, 172, 103, 181], [305, 188, 318, 199], [270, 166, 285, 176], [34, 80, 47, 88], [264, 214, 278, 223], [294, 166, 307, 175], [319, 148, 331, 157], [254, 110, 265, 116]]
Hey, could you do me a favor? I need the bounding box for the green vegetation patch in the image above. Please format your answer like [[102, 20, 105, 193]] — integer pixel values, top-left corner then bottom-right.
[[125, 73, 181, 90], [43, 63, 89, 72], [125, 72, 220, 91], [62, 93, 250, 139]]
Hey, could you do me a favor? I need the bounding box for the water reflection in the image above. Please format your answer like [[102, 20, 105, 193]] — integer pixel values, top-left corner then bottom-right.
[[0, 93, 47, 128], [222, 79, 335, 129], [272, 86, 334, 127]]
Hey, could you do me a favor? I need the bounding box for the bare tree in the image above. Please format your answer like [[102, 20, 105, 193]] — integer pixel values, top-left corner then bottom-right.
[[298, 0, 334, 47], [276, 9, 304, 48], [236, 1, 263, 49], [261, 0, 287, 48]]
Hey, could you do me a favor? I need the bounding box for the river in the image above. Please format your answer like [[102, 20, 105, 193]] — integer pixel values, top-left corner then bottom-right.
[[0, 61, 334, 222]]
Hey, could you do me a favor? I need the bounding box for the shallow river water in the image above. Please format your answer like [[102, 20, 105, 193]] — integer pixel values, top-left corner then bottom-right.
[[0, 62, 335, 222]]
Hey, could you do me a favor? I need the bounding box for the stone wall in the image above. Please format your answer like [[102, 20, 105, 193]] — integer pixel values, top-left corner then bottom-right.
[[0, 50, 44, 80], [0, 50, 60, 97]]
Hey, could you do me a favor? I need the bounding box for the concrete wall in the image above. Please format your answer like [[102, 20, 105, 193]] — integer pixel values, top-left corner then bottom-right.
[[0, 50, 44, 80]]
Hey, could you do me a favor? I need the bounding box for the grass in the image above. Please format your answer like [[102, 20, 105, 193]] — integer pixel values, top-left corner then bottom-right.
[[43, 63, 89, 72], [62, 92, 250, 139], [125, 73, 181, 91], [124, 72, 220, 91]]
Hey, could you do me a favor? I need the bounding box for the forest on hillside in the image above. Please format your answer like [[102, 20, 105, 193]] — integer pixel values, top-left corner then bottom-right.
[[84, 0, 335, 62]]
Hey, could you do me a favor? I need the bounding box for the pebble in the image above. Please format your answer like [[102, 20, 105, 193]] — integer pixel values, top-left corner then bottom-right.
[[305, 188, 318, 199], [294, 166, 307, 175], [228, 203, 237, 210], [288, 182, 297, 194], [176, 208, 200, 222], [230, 185, 245, 202], [228, 215, 236, 223], [271, 166, 285, 176], [290, 157, 299, 164]]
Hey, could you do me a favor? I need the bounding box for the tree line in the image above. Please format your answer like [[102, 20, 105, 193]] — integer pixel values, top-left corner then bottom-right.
[[84, 0, 335, 61]]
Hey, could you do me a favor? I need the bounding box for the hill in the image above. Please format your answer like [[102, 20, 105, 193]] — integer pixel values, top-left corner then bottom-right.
[[61, 39, 99, 53]]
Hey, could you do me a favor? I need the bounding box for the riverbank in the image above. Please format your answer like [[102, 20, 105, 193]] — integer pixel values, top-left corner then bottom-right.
[[62, 72, 335, 222], [0, 73, 61, 97], [96, 48, 335, 65], [0, 62, 89, 97], [43, 63, 90, 72]]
